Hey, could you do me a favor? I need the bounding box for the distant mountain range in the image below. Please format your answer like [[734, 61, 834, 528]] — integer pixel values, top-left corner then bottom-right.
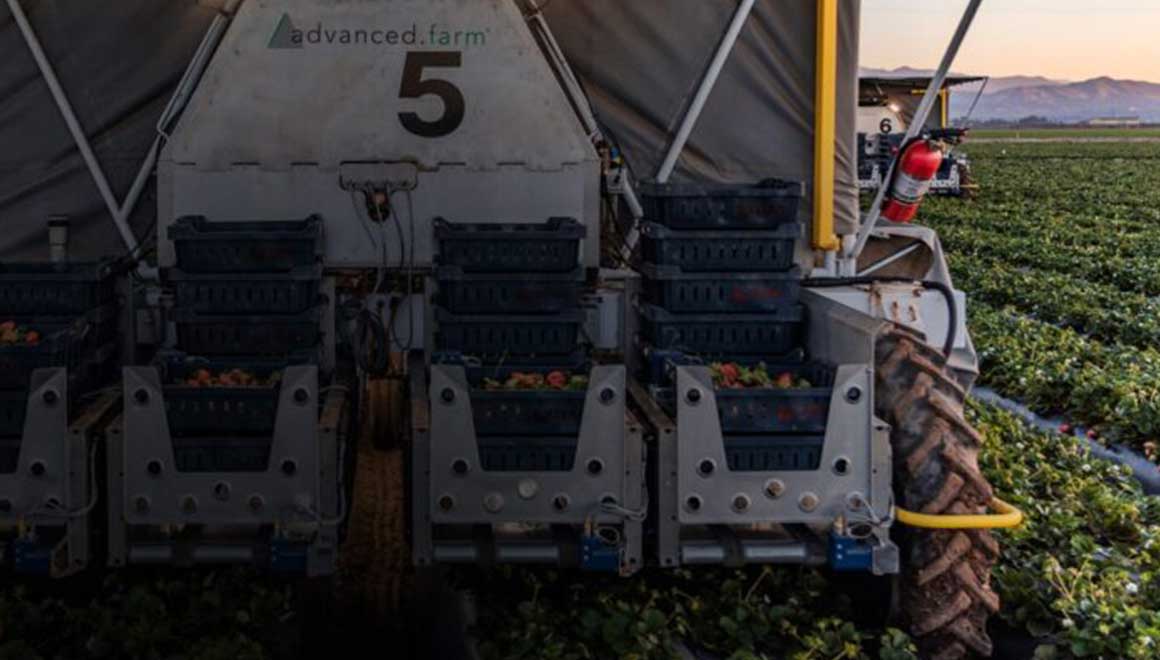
[[860, 66, 1160, 122]]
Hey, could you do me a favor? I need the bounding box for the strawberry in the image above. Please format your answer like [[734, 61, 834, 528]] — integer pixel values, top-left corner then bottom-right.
[[546, 371, 567, 389], [720, 363, 740, 382]]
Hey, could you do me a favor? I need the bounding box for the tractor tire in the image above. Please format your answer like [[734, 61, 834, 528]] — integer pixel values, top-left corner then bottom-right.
[[875, 327, 1000, 660]]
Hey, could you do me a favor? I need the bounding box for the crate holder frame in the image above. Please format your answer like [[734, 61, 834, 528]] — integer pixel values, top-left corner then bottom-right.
[[635, 364, 898, 573], [108, 365, 346, 576], [412, 361, 645, 575], [0, 368, 118, 577]]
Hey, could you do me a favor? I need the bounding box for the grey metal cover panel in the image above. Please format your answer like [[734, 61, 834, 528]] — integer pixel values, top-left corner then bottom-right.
[[163, 0, 595, 171]]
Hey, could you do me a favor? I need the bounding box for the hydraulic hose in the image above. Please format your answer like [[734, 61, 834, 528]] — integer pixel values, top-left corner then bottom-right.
[[802, 277, 958, 358], [896, 497, 1023, 530]]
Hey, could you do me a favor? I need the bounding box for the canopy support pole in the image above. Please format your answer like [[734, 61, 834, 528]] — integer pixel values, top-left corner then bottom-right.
[[655, 0, 756, 184], [846, 0, 983, 269], [523, 2, 645, 261], [6, 0, 139, 255], [6, 0, 241, 271]]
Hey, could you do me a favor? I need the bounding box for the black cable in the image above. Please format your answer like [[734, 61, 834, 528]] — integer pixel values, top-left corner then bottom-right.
[[802, 277, 958, 358], [339, 300, 390, 377]]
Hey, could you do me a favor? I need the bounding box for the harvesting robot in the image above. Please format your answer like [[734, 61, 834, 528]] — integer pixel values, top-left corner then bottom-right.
[[857, 75, 984, 198], [0, 0, 1019, 657]]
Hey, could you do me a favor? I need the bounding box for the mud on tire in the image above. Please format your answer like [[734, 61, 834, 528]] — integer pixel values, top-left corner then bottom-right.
[[875, 327, 1000, 659]]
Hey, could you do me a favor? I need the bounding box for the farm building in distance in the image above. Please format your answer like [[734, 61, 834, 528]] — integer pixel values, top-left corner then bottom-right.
[[1085, 116, 1143, 127]]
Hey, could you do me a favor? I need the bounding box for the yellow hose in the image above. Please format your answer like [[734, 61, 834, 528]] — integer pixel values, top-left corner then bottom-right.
[[895, 497, 1024, 530]]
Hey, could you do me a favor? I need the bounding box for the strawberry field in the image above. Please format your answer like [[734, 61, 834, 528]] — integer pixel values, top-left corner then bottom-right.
[[4, 142, 1160, 659], [925, 141, 1160, 462]]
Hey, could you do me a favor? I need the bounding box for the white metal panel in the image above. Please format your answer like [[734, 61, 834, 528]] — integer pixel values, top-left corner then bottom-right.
[[163, 0, 594, 171], [158, 0, 600, 268], [159, 164, 599, 268]]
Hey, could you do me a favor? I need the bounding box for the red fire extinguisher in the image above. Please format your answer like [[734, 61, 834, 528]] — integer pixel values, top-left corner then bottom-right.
[[882, 129, 967, 223]]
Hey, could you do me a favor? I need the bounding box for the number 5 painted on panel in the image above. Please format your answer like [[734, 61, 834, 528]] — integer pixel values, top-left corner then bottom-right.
[[398, 51, 465, 138]]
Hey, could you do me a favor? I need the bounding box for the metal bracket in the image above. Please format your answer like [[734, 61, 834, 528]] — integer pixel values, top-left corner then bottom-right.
[[110, 364, 345, 576], [121, 366, 321, 525], [428, 365, 629, 524], [1, 369, 69, 518], [1, 371, 119, 577], [419, 363, 643, 574], [674, 365, 879, 526]]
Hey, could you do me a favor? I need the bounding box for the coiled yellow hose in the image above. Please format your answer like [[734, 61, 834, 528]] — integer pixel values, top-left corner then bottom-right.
[[895, 497, 1024, 530]]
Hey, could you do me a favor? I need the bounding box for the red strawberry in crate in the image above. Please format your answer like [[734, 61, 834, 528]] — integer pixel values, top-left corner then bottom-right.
[[546, 371, 567, 389]]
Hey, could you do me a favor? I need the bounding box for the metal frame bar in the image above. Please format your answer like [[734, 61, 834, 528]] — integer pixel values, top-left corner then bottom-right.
[[848, 0, 984, 265], [812, 0, 840, 252], [655, 0, 756, 184], [522, 5, 646, 262], [5, 0, 242, 267], [6, 0, 138, 253]]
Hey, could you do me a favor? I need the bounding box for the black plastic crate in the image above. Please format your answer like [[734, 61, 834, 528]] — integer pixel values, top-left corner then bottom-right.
[[436, 311, 583, 357], [641, 265, 801, 313], [467, 364, 590, 436], [650, 363, 833, 434], [436, 267, 583, 315], [435, 217, 586, 273], [639, 180, 803, 230], [0, 436, 18, 473], [171, 437, 273, 473], [640, 222, 799, 272], [168, 266, 322, 315], [170, 216, 323, 273], [713, 363, 835, 434], [0, 262, 115, 316], [0, 346, 118, 443], [157, 353, 315, 438], [639, 304, 803, 355], [478, 437, 578, 472], [640, 348, 807, 385], [0, 391, 26, 440], [0, 307, 118, 390], [434, 351, 590, 383], [724, 436, 824, 472], [173, 306, 322, 356]]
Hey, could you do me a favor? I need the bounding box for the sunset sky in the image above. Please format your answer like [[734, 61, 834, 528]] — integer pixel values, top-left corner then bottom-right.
[[860, 0, 1160, 83]]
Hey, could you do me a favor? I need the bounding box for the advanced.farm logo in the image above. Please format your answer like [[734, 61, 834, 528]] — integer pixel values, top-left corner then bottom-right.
[[269, 13, 486, 49]]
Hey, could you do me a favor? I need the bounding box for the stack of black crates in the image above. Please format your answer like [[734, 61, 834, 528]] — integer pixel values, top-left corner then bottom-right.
[[160, 216, 324, 472], [0, 262, 118, 473], [433, 217, 590, 472], [637, 181, 837, 472]]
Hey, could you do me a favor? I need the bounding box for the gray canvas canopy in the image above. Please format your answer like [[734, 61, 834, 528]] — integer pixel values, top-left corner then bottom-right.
[[0, 0, 861, 261]]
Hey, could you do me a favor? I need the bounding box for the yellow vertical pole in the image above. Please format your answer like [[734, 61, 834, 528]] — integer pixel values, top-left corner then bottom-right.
[[940, 88, 949, 128], [812, 0, 840, 251]]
